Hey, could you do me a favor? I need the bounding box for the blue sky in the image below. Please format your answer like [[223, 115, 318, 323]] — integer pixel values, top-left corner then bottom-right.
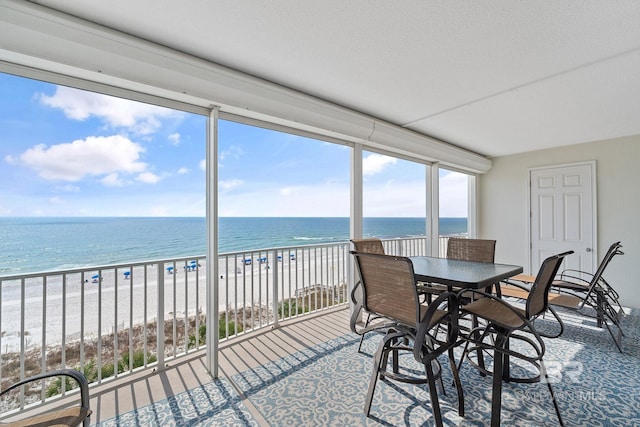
[[0, 72, 468, 217]]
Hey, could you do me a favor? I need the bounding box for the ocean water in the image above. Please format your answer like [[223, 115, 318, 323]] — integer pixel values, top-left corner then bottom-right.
[[0, 217, 466, 274]]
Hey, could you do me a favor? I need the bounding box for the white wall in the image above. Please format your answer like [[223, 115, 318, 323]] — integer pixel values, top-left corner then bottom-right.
[[479, 135, 640, 309]]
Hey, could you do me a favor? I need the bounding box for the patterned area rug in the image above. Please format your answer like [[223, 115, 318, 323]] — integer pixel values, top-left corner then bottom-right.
[[232, 308, 640, 426], [92, 308, 640, 426], [93, 378, 258, 426]]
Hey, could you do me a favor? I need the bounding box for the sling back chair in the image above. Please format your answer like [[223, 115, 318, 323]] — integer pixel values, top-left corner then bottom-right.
[[458, 251, 573, 427], [0, 369, 91, 427], [419, 238, 497, 372], [418, 238, 497, 301], [447, 238, 496, 263], [351, 238, 386, 255], [351, 251, 462, 427], [502, 242, 625, 351], [350, 238, 393, 352]]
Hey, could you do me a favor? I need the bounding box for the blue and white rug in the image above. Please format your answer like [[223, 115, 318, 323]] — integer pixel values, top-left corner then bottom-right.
[[93, 378, 258, 426], [232, 309, 640, 426], [94, 309, 640, 426]]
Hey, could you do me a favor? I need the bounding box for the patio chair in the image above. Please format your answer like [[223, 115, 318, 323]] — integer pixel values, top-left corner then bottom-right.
[[419, 238, 497, 301], [350, 238, 390, 352], [458, 251, 573, 427], [351, 251, 461, 426], [447, 238, 496, 263], [419, 238, 497, 371], [0, 369, 91, 426], [351, 238, 386, 255], [502, 241, 625, 351]]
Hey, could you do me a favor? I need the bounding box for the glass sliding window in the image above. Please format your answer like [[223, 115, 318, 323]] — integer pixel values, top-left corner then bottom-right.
[[0, 71, 207, 271], [362, 150, 427, 255], [439, 168, 469, 241], [217, 119, 350, 252]]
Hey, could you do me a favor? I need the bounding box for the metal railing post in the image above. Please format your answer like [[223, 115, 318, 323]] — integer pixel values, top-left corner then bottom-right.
[[156, 263, 165, 370], [272, 249, 279, 328]]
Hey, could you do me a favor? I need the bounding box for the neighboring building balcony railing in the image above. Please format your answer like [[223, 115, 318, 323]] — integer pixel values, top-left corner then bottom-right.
[[0, 235, 453, 415]]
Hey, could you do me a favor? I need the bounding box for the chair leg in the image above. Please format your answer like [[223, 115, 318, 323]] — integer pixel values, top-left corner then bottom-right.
[[365, 331, 403, 417], [490, 334, 507, 427], [448, 347, 465, 417], [364, 334, 387, 416], [425, 359, 444, 427], [471, 314, 487, 375], [358, 313, 372, 353], [541, 359, 564, 426], [602, 318, 624, 353], [596, 293, 605, 328]]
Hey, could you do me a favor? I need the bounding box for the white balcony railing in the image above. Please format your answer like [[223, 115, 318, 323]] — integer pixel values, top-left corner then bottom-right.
[[0, 236, 452, 415]]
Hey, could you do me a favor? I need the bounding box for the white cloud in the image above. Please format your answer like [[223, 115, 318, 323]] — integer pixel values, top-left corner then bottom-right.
[[363, 153, 397, 176], [279, 186, 301, 196], [49, 196, 64, 204], [177, 167, 190, 174], [38, 86, 182, 135], [220, 145, 244, 162], [364, 179, 426, 217], [220, 179, 244, 191], [168, 133, 181, 145], [439, 171, 469, 217], [199, 159, 206, 171], [101, 173, 125, 187], [137, 172, 161, 184], [55, 184, 80, 192], [219, 182, 350, 217], [16, 135, 147, 182]]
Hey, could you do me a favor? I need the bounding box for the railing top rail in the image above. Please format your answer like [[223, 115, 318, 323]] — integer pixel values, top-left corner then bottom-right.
[[0, 237, 433, 281]]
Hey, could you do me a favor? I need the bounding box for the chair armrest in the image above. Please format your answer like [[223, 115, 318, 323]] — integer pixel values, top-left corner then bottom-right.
[[498, 279, 532, 300], [0, 369, 90, 413], [500, 279, 531, 291], [558, 269, 592, 286], [457, 288, 537, 332], [414, 291, 458, 363], [508, 274, 536, 284], [457, 288, 546, 360]]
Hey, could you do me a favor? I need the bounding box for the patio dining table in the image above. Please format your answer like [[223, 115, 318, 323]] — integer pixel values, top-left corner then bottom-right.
[[409, 256, 523, 292], [408, 256, 523, 424]]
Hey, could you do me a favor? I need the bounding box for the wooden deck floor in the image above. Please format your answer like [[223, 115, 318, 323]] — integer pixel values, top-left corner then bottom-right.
[[81, 305, 351, 425]]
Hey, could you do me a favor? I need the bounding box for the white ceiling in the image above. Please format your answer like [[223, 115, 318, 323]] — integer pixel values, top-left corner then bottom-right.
[[29, 0, 640, 157]]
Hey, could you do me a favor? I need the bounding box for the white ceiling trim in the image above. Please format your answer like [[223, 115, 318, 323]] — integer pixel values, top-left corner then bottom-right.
[[0, 0, 491, 173]]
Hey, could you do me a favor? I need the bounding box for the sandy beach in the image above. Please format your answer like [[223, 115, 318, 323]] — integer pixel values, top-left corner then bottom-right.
[[0, 250, 348, 353]]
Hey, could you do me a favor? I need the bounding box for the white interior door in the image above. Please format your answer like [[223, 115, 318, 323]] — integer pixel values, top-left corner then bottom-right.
[[529, 162, 596, 274]]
